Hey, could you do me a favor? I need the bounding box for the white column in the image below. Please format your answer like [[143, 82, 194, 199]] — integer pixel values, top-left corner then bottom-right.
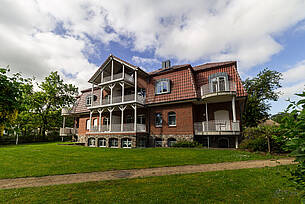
[[63, 116, 66, 128], [98, 109, 103, 132], [111, 60, 114, 80], [119, 106, 126, 132], [132, 104, 137, 132], [120, 82, 125, 102], [134, 70, 137, 101], [108, 108, 114, 132], [91, 84, 94, 107], [205, 101, 208, 132], [232, 96, 236, 122], [109, 84, 115, 104], [89, 111, 92, 131], [101, 71, 104, 83], [235, 136, 239, 149], [100, 87, 104, 105], [207, 136, 210, 148]]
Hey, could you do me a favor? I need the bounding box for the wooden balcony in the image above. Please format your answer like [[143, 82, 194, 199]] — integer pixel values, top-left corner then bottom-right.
[[194, 120, 240, 135], [99, 73, 134, 86], [60, 127, 78, 136], [88, 123, 146, 133], [90, 94, 145, 108]]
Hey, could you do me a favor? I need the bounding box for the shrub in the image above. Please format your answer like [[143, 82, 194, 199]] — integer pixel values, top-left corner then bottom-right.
[[172, 141, 202, 148], [239, 126, 287, 153]]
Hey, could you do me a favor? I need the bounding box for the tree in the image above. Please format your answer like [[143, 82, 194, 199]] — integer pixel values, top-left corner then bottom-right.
[[31, 72, 78, 139], [242, 68, 282, 127], [277, 90, 305, 201], [0, 67, 31, 136]]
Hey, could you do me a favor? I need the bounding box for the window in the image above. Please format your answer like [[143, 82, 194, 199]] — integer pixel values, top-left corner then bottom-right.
[[137, 115, 146, 124], [168, 112, 176, 126], [208, 72, 228, 93], [88, 138, 95, 147], [126, 115, 134, 123], [155, 113, 162, 127], [86, 94, 97, 106], [167, 138, 177, 147], [93, 118, 98, 128], [86, 95, 92, 106], [122, 138, 132, 148], [155, 79, 170, 94], [98, 138, 106, 147], [86, 119, 90, 130], [109, 138, 118, 148], [155, 138, 162, 147]]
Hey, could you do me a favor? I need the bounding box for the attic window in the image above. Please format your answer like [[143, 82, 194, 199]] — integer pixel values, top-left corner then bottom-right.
[[86, 95, 97, 106], [155, 79, 170, 95]]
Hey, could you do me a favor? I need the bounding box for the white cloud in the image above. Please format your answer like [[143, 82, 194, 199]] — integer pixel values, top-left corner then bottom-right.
[[1, 0, 305, 91]]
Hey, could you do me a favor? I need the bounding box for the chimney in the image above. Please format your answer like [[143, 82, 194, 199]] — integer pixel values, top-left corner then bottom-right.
[[162, 60, 171, 68]]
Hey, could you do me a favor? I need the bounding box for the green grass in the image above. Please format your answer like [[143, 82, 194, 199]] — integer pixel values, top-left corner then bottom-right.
[[0, 166, 300, 203], [0, 142, 281, 179]]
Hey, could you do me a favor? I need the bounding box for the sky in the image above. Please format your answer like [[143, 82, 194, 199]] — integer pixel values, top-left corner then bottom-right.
[[1, 0, 305, 115]]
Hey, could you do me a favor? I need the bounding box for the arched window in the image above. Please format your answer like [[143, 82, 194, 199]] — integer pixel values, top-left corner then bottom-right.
[[98, 138, 106, 147], [86, 119, 90, 130], [109, 138, 118, 148], [168, 112, 176, 126], [93, 118, 98, 128], [122, 138, 132, 148], [88, 138, 96, 147], [155, 113, 162, 127]]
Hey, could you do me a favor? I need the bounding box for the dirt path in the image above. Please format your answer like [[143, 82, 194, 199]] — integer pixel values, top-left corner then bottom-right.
[[0, 158, 296, 189]]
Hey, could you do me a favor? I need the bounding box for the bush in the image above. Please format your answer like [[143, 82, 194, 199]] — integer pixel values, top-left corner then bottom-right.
[[239, 126, 287, 153], [172, 141, 202, 148]]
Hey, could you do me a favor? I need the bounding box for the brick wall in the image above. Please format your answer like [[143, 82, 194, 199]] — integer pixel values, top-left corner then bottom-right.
[[149, 102, 194, 136]]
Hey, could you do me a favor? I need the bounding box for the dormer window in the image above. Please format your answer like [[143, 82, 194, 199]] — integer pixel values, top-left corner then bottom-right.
[[86, 95, 97, 106], [155, 79, 170, 95], [208, 72, 228, 93]]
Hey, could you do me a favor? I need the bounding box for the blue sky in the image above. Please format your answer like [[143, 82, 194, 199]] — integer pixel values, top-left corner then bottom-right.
[[1, 0, 305, 115]]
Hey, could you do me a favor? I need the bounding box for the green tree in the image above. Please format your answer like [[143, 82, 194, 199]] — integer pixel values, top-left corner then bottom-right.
[[31, 72, 78, 140], [242, 68, 282, 127], [0, 67, 31, 136]]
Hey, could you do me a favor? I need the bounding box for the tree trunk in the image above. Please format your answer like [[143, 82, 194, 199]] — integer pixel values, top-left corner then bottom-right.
[[267, 136, 271, 153]]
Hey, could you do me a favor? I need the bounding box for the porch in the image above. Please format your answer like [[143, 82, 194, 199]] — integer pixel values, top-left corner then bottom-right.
[[194, 120, 240, 135]]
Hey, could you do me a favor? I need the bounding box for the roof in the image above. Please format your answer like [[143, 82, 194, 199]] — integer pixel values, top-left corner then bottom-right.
[[193, 61, 236, 71], [149, 64, 191, 75], [260, 120, 280, 126]]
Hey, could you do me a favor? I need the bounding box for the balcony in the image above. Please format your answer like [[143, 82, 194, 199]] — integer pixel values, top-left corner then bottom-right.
[[194, 120, 240, 135], [89, 123, 146, 133], [91, 94, 145, 108], [200, 81, 236, 99], [60, 127, 78, 136], [100, 73, 134, 85]]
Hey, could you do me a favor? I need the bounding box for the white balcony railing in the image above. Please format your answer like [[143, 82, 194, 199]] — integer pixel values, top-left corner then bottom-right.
[[91, 94, 145, 107], [89, 123, 146, 133], [101, 73, 134, 84], [194, 120, 240, 134], [60, 127, 78, 136], [200, 81, 236, 97]]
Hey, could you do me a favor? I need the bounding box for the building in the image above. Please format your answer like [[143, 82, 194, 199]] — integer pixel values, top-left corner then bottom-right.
[[61, 54, 247, 148]]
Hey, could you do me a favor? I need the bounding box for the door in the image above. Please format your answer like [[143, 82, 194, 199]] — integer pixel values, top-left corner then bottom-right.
[[214, 110, 230, 131]]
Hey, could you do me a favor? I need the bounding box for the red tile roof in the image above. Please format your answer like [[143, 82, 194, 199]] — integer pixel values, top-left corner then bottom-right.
[[149, 64, 191, 75], [193, 61, 236, 71]]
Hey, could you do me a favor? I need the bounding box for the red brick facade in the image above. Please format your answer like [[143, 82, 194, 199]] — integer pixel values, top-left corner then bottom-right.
[[66, 55, 247, 148]]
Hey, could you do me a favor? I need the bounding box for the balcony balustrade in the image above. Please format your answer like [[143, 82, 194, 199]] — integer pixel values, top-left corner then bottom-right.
[[60, 127, 78, 136], [89, 123, 146, 133], [101, 73, 134, 84], [194, 120, 240, 134], [200, 81, 236, 97], [91, 94, 145, 107]]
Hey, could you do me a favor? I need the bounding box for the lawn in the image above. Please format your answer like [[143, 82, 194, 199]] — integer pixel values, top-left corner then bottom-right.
[[0, 142, 281, 179], [0, 166, 300, 203]]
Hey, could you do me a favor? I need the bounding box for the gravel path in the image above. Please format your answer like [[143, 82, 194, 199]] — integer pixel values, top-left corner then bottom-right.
[[0, 158, 295, 189]]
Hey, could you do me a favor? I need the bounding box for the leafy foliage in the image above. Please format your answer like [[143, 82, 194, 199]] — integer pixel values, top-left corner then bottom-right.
[[242, 68, 282, 127], [0, 67, 32, 136], [240, 125, 287, 153], [277, 90, 305, 200]]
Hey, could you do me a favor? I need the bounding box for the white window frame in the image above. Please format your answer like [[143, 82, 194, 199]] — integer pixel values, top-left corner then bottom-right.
[[86, 119, 90, 130], [93, 118, 98, 128], [98, 138, 106, 147], [122, 138, 132, 148], [88, 138, 95, 147], [155, 113, 162, 127], [168, 112, 176, 127], [211, 76, 227, 92], [86, 95, 92, 106], [156, 80, 170, 95], [109, 138, 118, 148], [137, 114, 145, 124]]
